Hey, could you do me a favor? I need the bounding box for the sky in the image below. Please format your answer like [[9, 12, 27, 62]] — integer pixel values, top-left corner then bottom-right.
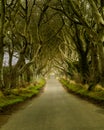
[[3, 52, 18, 66]]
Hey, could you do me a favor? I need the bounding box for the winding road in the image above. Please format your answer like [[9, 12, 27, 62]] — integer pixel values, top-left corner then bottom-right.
[[1, 77, 104, 130]]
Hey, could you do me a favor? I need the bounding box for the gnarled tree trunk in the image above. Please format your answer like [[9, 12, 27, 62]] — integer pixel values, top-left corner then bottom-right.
[[0, 0, 5, 89]]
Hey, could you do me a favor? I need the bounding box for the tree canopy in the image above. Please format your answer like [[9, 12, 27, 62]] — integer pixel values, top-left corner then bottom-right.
[[0, 0, 104, 92]]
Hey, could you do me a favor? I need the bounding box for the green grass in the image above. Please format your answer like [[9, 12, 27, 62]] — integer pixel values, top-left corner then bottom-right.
[[0, 97, 24, 108], [60, 79, 104, 103], [0, 79, 46, 110]]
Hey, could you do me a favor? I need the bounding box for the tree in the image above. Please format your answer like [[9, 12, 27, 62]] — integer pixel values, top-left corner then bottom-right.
[[49, 0, 104, 87], [0, 0, 5, 89]]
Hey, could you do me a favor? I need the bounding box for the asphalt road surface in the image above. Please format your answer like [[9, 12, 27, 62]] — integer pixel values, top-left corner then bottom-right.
[[1, 77, 104, 130]]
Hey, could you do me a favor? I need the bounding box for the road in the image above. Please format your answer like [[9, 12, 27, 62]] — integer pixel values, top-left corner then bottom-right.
[[1, 77, 104, 130]]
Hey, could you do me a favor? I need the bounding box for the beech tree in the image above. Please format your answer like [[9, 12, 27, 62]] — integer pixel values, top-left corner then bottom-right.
[[49, 0, 104, 88], [0, 0, 5, 89], [1, 0, 104, 92]]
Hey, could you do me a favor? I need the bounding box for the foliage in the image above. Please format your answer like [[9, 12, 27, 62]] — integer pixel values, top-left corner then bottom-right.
[[0, 0, 104, 92]]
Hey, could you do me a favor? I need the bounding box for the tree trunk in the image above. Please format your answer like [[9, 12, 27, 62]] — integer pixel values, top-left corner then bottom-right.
[[79, 52, 89, 84], [88, 44, 100, 91], [98, 43, 104, 85], [0, 51, 4, 89], [0, 0, 5, 89], [9, 70, 18, 88]]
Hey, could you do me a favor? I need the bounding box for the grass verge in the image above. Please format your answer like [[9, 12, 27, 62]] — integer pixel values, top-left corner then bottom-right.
[[0, 79, 46, 112], [60, 79, 104, 107]]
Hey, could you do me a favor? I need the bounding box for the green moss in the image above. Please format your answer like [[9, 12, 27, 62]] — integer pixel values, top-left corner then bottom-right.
[[60, 79, 104, 102], [0, 79, 45, 110], [0, 97, 24, 108], [0, 91, 4, 98]]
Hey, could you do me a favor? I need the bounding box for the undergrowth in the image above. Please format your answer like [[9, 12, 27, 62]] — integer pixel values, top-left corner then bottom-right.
[[0, 79, 45, 111], [60, 79, 104, 104]]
